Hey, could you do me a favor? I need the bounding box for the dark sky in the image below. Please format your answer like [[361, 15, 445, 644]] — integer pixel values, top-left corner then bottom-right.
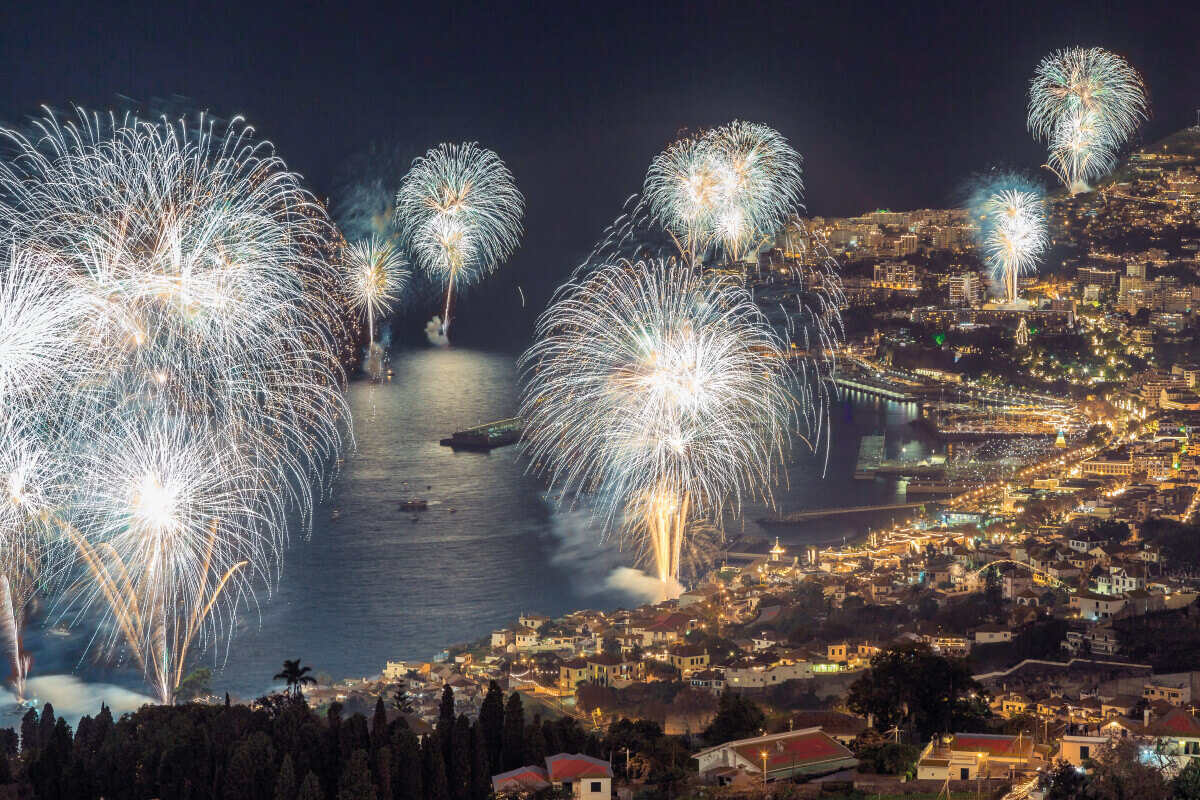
[[2, 0, 1198, 343]]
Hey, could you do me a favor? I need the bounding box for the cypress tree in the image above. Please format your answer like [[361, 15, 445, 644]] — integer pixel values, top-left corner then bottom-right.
[[19, 709, 38, 757], [297, 771, 324, 800], [469, 722, 491, 800], [392, 725, 423, 800], [371, 697, 389, 754], [501, 692, 525, 771], [449, 715, 471, 800], [479, 681, 504, 773], [339, 749, 377, 800], [524, 717, 546, 767], [437, 686, 454, 772], [275, 753, 297, 800], [422, 732, 449, 800], [38, 703, 56, 750]]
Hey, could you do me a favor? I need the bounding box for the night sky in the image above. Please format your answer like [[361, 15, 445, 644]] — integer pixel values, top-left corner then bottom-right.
[[2, 0, 1198, 344]]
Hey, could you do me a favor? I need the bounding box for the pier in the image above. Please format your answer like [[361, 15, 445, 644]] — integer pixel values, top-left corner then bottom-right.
[[439, 417, 523, 451], [758, 502, 925, 524]]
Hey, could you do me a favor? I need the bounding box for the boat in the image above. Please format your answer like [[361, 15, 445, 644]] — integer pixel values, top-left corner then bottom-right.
[[448, 507, 456, 514], [47, 623, 71, 637], [409, 514, 420, 523], [330, 510, 341, 520], [399, 499, 428, 511]]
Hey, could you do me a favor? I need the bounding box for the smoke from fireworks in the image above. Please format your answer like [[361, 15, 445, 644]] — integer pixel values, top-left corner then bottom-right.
[[521, 259, 795, 592], [1028, 47, 1147, 193], [0, 108, 349, 702], [393, 143, 523, 337]]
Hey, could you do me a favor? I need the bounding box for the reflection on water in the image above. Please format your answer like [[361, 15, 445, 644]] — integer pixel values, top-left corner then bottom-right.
[[28, 348, 921, 700]]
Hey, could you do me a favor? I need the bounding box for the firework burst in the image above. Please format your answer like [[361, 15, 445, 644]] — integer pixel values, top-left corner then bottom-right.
[[0, 108, 349, 701], [393, 143, 523, 334], [1028, 47, 1147, 192], [521, 259, 795, 591], [645, 122, 802, 262], [967, 171, 1049, 303], [342, 234, 409, 346]]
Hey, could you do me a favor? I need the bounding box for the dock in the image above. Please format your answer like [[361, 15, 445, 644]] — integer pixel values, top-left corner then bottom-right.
[[758, 502, 925, 525], [440, 417, 523, 451], [854, 435, 886, 479]]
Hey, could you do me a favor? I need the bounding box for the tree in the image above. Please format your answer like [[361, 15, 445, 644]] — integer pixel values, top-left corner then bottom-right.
[[275, 659, 317, 699], [393, 681, 415, 714], [275, 753, 298, 800], [226, 731, 278, 800], [392, 725, 423, 800], [469, 722, 491, 800], [502, 692, 526, 771], [298, 771, 324, 800], [19, 708, 38, 758], [423, 733, 450, 800], [449, 715, 471, 800], [1041, 758, 1088, 800], [702, 692, 766, 746], [1086, 737, 1169, 800], [340, 749, 378, 800], [175, 667, 213, 702], [371, 697, 389, 754], [1175, 759, 1200, 799], [845, 641, 991, 741], [479, 681, 504, 773]]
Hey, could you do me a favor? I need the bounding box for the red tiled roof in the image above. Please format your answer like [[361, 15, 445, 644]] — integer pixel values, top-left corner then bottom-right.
[[950, 734, 1033, 758], [732, 732, 851, 769], [492, 767, 549, 791], [1152, 708, 1200, 737], [545, 754, 612, 780]]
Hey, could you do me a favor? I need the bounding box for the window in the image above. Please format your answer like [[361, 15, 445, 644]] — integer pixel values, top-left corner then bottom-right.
[[1080, 746, 1090, 760], [590, 782, 602, 793], [960, 768, 970, 780]]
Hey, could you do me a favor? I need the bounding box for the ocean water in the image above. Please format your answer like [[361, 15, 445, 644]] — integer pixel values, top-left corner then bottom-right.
[[26, 347, 924, 700]]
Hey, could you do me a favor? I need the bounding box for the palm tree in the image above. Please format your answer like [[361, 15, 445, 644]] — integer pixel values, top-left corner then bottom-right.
[[274, 658, 316, 699]]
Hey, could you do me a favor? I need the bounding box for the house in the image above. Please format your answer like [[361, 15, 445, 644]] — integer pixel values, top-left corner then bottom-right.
[[751, 632, 779, 652], [690, 668, 725, 695], [1145, 707, 1200, 761], [1100, 695, 1141, 718], [724, 661, 813, 689], [494, 754, 612, 799], [584, 653, 641, 686], [1072, 590, 1126, 621], [491, 630, 516, 650], [514, 627, 540, 650], [973, 624, 1012, 645], [917, 733, 1039, 781], [678, 585, 722, 608], [695, 729, 857, 784], [1058, 735, 1109, 766], [1000, 694, 1031, 717], [558, 657, 589, 690], [668, 644, 709, 676], [1144, 680, 1192, 707], [518, 613, 551, 631]]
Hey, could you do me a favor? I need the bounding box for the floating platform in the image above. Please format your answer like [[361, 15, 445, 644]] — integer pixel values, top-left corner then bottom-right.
[[399, 499, 428, 511], [439, 417, 522, 451]]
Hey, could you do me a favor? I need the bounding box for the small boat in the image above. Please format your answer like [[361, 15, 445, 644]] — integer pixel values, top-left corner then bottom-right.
[[399, 499, 428, 511], [449, 507, 457, 514], [330, 510, 341, 520], [409, 514, 420, 523], [47, 623, 71, 637], [425, 485, 432, 490]]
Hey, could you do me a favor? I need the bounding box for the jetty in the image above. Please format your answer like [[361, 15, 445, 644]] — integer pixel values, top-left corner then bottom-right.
[[853, 435, 886, 479], [758, 502, 925, 525]]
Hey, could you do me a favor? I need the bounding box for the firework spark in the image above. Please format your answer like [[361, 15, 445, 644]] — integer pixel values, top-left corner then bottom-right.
[[0, 108, 349, 701], [393, 143, 523, 335], [521, 259, 795, 591], [1028, 47, 1147, 192]]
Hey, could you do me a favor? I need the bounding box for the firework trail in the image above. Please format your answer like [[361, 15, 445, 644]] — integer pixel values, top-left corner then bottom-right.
[[1028, 47, 1147, 193], [0, 108, 349, 702], [393, 143, 523, 337], [521, 259, 796, 593], [967, 171, 1048, 303]]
